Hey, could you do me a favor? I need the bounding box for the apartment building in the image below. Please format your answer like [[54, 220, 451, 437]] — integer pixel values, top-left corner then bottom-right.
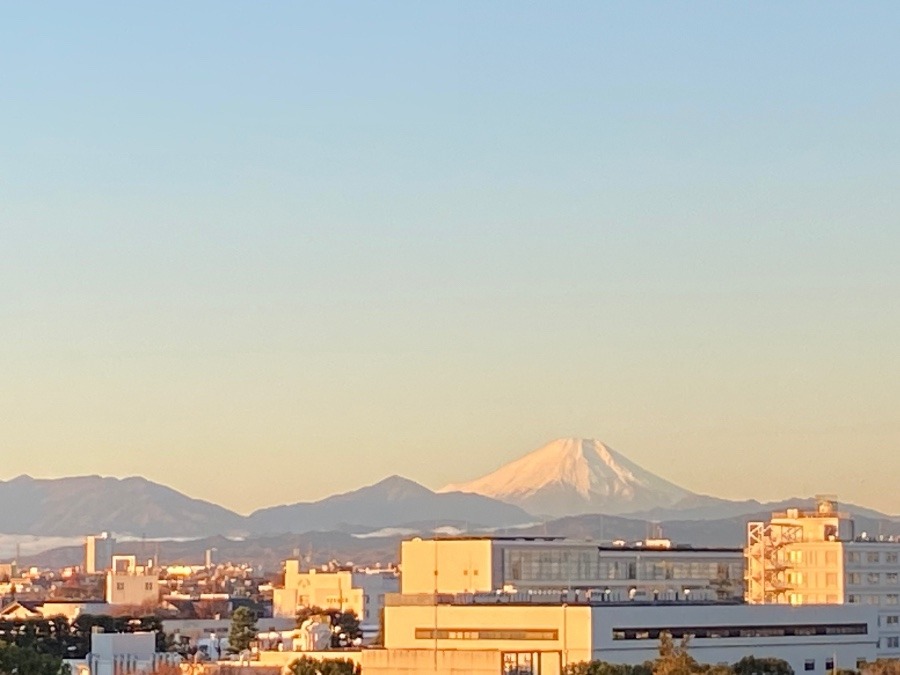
[[105, 555, 159, 606], [745, 496, 900, 657], [272, 560, 399, 640], [401, 536, 744, 601]]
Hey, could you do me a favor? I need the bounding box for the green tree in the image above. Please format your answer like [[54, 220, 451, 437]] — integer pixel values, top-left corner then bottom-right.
[[0, 642, 70, 675], [566, 662, 653, 675], [654, 632, 701, 675], [294, 607, 361, 647], [372, 608, 385, 647], [228, 607, 258, 654], [289, 656, 360, 675], [861, 660, 900, 675], [732, 656, 794, 675]]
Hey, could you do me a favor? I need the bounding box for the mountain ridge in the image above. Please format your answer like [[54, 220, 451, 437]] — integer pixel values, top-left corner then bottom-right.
[[441, 437, 717, 517], [2, 437, 896, 539]]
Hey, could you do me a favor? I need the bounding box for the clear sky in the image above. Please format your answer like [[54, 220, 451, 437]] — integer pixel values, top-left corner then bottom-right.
[[2, 2, 898, 516]]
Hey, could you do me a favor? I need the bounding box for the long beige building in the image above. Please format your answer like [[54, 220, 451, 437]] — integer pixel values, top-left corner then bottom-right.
[[401, 536, 744, 601], [746, 496, 900, 657]]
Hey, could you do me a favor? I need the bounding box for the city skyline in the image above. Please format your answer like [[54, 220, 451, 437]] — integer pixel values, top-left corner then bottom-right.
[[2, 3, 899, 514]]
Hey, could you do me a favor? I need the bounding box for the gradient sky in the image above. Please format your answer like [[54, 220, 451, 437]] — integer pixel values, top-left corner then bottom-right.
[[2, 2, 899, 516]]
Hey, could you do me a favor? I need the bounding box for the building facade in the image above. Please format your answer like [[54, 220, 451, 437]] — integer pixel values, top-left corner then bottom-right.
[[105, 556, 159, 606], [362, 535, 884, 675], [85, 533, 116, 575], [401, 537, 744, 601], [745, 496, 900, 657], [272, 561, 399, 640]]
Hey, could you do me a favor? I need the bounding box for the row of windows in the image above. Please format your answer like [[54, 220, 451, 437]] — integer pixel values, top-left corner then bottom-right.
[[784, 550, 900, 566], [847, 572, 899, 585], [847, 594, 900, 605], [847, 551, 900, 565], [503, 550, 740, 583], [416, 628, 558, 641], [787, 551, 840, 565], [805, 659, 837, 671], [114, 582, 154, 591], [611, 623, 868, 641]]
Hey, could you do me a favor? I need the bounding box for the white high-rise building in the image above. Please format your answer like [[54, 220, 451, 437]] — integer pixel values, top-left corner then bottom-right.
[[746, 496, 900, 657], [84, 532, 115, 575]]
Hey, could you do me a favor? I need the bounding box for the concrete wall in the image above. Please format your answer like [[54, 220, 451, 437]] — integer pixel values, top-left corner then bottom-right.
[[106, 572, 159, 605], [363, 648, 499, 675], [384, 602, 593, 665], [400, 539, 495, 595], [164, 618, 296, 643]]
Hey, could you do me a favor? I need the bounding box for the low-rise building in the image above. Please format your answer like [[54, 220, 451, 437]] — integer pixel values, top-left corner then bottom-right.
[[273, 560, 398, 640], [365, 594, 878, 675], [67, 631, 179, 675], [105, 556, 159, 607]]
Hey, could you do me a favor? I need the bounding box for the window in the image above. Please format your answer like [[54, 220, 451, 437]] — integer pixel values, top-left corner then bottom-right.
[[825, 659, 834, 671], [416, 628, 558, 641], [886, 594, 899, 605], [848, 573, 861, 585], [887, 553, 899, 565], [503, 652, 537, 675], [868, 552, 881, 564], [887, 573, 898, 585], [144, 582, 154, 591], [825, 551, 838, 565], [868, 573, 881, 585], [886, 616, 899, 625], [805, 660, 815, 671], [116, 582, 125, 591], [610, 624, 866, 640], [505, 548, 600, 582], [887, 637, 900, 649], [848, 595, 860, 604], [848, 552, 860, 564]]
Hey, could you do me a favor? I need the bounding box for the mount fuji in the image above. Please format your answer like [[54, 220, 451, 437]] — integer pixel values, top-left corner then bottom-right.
[[440, 437, 718, 518]]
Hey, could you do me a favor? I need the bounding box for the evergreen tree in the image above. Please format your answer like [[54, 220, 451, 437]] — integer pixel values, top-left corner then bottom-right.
[[0, 642, 70, 675], [228, 607, 258, 654]]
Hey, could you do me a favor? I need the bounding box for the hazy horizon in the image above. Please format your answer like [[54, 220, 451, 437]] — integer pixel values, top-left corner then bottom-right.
[[2, 3, 898, 514]]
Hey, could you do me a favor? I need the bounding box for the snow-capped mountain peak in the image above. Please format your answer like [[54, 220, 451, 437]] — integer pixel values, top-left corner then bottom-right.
[[439, 437, 694, 517]]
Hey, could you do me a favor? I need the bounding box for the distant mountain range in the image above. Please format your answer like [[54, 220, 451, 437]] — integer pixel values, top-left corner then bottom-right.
[[1, 437, 896, 544], [20, 506, 900, 572], [0, 474, 533, 539], [0, 475, 243, 538], [246, 475, 532, 534]]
